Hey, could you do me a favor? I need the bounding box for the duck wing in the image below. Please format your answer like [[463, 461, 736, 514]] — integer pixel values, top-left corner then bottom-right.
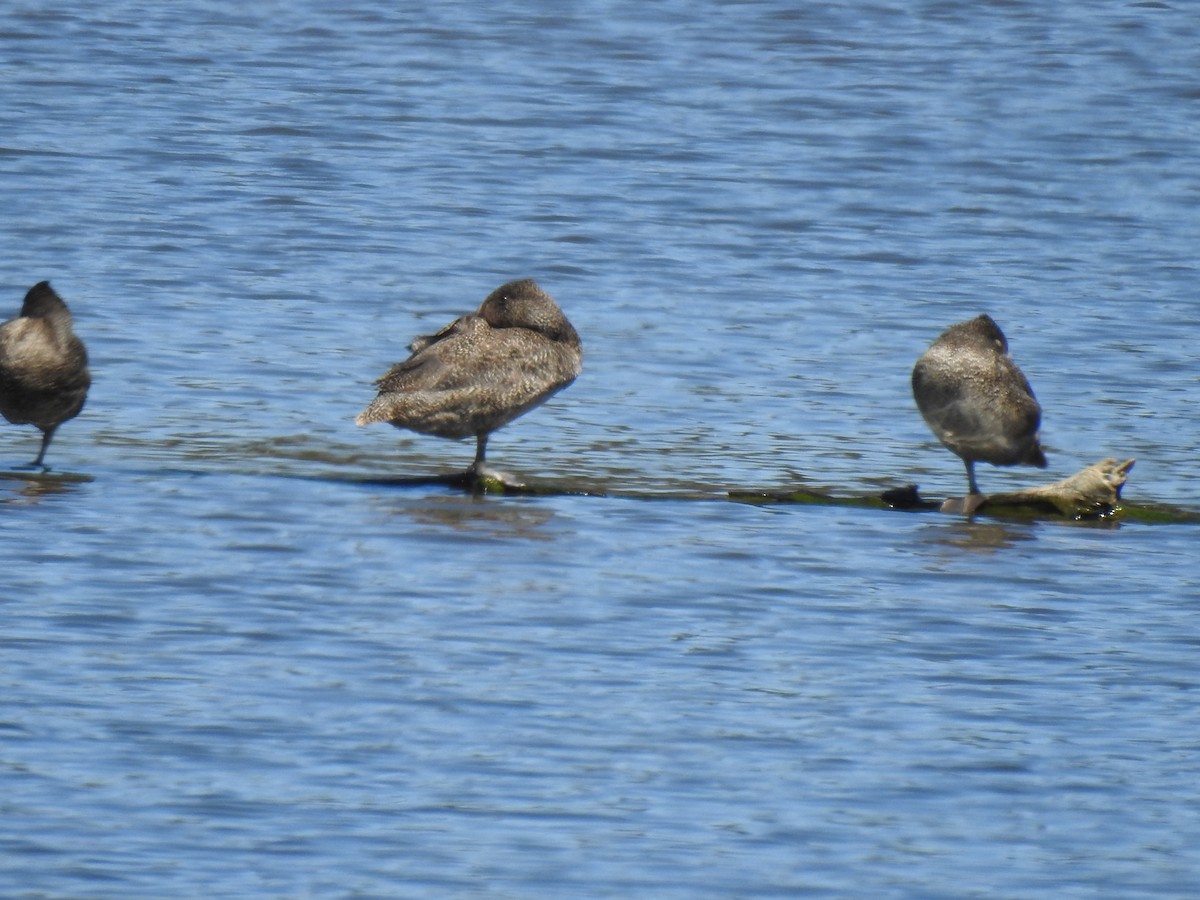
[[372, 315, 487, 392]]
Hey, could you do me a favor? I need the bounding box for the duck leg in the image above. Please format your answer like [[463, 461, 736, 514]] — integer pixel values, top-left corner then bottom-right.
[[26, 425, 57, 470], [471, 433, 488, 471], [964, 459, 980, 496]]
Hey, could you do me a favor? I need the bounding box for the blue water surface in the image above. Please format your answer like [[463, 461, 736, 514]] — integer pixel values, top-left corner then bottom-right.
[[1, 1, 1198, 897]]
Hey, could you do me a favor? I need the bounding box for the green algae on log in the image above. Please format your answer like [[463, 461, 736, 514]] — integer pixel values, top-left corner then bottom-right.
[[731, 458, 1197, 524]]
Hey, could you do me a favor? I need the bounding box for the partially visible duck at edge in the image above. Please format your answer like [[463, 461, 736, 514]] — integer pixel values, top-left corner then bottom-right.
[[912, 313, 1046, 497], [356, 278, 583, 485], [0, 281, 91, 469]]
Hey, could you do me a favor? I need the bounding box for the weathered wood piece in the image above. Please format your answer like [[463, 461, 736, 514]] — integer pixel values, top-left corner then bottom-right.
[[942, 457, 1135, 518]]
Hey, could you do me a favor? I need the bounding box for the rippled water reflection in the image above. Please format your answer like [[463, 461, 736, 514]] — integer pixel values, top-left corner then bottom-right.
[[1, 0, 1199, 897]]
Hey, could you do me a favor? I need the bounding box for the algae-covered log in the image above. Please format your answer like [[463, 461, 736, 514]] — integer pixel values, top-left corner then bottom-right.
[[734, 458, 1135, 520], [340, 454, 1197, 524], [732, 457, 1197, 524], [353, 469, 604, 497]]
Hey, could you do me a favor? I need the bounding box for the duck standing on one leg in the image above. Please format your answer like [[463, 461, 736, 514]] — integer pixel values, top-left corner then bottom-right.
[[0, 281, 91, 470], [912, 313, 1046, 499], [356, 278, 582, 487]]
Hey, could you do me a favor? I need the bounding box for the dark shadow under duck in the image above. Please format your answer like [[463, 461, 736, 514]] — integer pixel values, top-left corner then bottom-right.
[[0, 281, 90, 469], [912, 313, 1045, 497], [356, 278, 582, 485]]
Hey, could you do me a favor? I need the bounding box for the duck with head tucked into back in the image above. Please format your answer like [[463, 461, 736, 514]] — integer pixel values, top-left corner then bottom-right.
[[0, 281, 90, 469], [912, 313, 1046, 496], [356, 278, 582, 484]]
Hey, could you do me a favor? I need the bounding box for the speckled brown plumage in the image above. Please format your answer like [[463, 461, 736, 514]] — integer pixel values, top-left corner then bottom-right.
[[912, 314, 1045, 495], [356, 278, 582, 476], [0, 281, 91, 468]]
